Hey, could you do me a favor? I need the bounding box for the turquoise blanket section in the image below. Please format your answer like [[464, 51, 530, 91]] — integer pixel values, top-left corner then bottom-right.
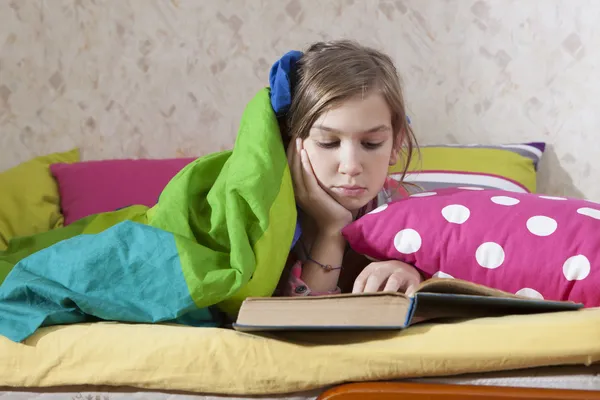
[[0, 88, 297, 342]]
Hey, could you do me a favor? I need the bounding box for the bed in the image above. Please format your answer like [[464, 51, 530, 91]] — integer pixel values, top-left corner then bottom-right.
[[1, 307, 600, 399], [1, 140, 599, 398]]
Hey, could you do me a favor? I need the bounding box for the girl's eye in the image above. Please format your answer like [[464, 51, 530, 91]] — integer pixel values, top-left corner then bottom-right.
[[363, 142, 384, 150], [316, 141, 339, 149], [316, 141, 384, 150]]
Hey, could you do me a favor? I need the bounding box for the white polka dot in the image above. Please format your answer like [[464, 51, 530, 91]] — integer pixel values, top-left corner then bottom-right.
[[410, 192, 437, 198], [491, 196, 520, 206], [433, 271, 454, 279], [393, 229, 422, 254], [539, 195, 567, 201], [441, 204, 471, 224], [369, 204, 388, 214], [475, 242, 505, 269], [458, 186, 484, 190], [577, 207, 600, 220], [526, 216, 558, 236], [516, 288, 544, 300], [563, 255, 591, 281]]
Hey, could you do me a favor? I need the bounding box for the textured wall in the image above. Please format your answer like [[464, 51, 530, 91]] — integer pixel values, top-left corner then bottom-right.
[[0, 0, 598, 200]]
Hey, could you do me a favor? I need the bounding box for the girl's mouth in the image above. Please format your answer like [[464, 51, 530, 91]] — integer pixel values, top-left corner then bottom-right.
[[332, 186, 367, 197]]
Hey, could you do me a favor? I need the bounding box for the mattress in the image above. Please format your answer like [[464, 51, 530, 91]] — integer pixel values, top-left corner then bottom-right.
[[412, 364, 600, 391], [0, 388, 322, 400], [2, 364, 600, 399]]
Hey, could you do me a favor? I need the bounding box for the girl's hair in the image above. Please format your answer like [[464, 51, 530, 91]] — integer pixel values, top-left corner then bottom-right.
[[280, 39, 419, 183]]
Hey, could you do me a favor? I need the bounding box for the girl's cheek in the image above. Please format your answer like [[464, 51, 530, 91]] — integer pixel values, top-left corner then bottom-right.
[[304, 142, 324, 162]]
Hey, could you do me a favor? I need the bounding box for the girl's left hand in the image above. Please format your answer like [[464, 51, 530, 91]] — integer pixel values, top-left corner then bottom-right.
[[352, 260, 423, 296]]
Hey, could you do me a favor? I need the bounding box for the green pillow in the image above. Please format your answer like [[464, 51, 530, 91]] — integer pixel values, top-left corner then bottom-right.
[[0, 148, 80, 250]]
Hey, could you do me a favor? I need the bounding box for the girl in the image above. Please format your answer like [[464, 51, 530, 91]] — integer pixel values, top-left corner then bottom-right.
[[273, 40, 424, 297]]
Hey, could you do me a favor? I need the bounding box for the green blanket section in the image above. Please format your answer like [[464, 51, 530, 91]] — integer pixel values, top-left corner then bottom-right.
[[0, 88, 296, 341]]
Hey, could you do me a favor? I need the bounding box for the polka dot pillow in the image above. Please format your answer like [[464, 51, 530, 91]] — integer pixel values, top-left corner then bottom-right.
[[342, 187, 600, 307]]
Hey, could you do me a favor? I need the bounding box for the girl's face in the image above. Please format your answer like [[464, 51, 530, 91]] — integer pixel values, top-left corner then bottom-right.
[[303, 92, 399, 213]]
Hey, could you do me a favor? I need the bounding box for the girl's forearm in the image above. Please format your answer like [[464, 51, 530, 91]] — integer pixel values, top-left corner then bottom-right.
[[300, 232, 346, 293]]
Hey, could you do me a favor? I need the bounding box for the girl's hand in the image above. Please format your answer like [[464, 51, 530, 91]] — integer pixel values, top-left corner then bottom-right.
[[352, 260, 423, 296], [288, 138, 353, 236]]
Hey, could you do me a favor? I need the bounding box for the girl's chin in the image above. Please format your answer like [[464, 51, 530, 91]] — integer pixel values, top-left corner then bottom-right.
[[336, 196, 373, 214]]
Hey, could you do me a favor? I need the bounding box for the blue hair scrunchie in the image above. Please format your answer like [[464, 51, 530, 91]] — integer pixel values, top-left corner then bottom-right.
[[269, 50, 303, 115]]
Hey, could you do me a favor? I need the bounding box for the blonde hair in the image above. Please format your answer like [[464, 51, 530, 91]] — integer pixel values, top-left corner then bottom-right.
[[281, 40, 419, 183]]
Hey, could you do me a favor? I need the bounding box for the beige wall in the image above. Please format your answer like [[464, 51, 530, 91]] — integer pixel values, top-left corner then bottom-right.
[[1, 0, 598, 200]]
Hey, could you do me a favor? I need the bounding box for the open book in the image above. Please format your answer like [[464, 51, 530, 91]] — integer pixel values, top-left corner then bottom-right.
[[233, 278, 583, 332]]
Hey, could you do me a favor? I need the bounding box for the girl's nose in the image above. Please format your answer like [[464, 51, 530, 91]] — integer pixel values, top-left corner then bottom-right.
[[338, 147, 363, 176]]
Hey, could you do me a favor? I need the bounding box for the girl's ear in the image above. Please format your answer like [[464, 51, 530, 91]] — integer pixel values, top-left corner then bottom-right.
[[389, 150, 399, 166], [389, 137, 402, 166], [389, 125, 408, 166]]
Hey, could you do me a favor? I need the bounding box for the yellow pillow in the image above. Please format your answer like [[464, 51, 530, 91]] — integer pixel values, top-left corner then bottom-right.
[[0, 148, 80, 250]]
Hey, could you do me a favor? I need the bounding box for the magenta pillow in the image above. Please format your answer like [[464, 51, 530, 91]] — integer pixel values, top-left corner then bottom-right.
[[342, 187, 600, 307], [50, 158, 195, 225]]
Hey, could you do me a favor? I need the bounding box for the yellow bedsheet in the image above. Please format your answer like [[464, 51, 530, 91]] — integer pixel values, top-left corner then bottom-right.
[[2, 308, 600, 395]]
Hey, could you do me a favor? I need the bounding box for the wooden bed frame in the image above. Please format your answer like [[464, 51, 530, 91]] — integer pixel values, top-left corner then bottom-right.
[[317, 382, 600, 400]]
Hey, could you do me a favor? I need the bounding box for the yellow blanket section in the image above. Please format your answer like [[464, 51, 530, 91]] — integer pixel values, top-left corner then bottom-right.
[[2, 308, 600, 395]]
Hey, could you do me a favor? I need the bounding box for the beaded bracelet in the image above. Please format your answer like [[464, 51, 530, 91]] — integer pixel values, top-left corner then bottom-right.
[[306, 256, 342, 272]]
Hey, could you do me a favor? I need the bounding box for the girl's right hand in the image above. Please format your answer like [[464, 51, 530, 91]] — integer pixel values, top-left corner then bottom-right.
[[287, 138, 354, 236]]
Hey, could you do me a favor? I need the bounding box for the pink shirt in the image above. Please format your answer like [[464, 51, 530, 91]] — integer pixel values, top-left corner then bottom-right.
[[277, 178, 409, 296]]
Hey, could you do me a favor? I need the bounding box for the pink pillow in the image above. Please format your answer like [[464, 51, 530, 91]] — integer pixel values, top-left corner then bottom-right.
[[50, 158, 195, 225], [342, 187, 600, 307]]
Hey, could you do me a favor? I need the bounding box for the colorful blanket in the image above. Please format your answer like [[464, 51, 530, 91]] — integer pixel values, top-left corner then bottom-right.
[[0, 88, 297, 342]]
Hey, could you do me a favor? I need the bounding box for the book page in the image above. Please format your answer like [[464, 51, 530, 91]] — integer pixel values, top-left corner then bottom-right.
[[415, 278, 519, 298]]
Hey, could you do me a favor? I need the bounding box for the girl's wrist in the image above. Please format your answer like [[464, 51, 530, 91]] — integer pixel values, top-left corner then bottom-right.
[[317, 220, 352, 238], [314, 230, 346, 247]]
